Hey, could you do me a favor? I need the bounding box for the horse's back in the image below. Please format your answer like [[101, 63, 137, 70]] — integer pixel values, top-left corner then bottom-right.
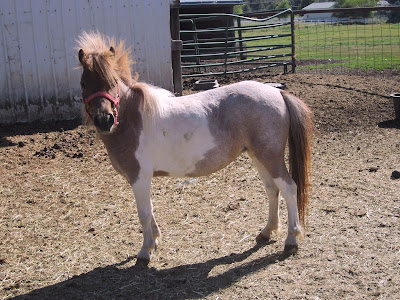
[[189, 80, 290, 145], [173, 81, 289, 129]]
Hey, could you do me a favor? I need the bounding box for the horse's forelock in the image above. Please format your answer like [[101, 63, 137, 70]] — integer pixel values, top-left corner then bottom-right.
[[91, 53, 118, 87], [78, 31, 134, 86]]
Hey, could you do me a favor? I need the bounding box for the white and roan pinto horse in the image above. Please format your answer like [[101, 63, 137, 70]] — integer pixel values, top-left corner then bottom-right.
[[77, 32, 313, 265]]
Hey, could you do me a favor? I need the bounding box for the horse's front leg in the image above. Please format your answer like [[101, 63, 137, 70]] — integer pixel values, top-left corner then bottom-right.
[[131, 173, 160, 265]]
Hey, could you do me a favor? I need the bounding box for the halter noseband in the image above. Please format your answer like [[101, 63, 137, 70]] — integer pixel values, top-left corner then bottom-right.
[[82, 84, 120, 125]]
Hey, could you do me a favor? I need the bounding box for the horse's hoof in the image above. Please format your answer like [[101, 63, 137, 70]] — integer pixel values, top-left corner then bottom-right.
[[135, 257, 150, 268], [256, 232, 270, 244], [283, 244, 298, 255]]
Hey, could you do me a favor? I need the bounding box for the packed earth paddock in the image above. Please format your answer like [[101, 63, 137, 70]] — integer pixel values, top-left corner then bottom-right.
[[1, 64, 399, 298]]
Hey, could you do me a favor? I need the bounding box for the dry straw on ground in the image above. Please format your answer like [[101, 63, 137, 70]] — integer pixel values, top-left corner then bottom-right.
[[1, 72, 399, 299]]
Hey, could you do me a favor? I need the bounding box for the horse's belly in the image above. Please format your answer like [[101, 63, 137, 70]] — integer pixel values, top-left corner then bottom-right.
[[153, 136, 243, 178], [152, 126, 217, 177]]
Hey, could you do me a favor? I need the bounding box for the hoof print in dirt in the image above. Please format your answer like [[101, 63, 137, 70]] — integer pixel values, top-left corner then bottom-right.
[[52, 143, 61, 150], [34, 147, 56, 159], [73, 152, 83, 158]]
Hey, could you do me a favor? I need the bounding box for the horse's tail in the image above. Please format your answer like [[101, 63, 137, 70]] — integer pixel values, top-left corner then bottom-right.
[[280, 90, 313, 227]]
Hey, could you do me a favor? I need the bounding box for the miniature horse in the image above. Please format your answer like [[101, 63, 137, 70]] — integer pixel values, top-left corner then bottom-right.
[[77, 32, 313, 265]]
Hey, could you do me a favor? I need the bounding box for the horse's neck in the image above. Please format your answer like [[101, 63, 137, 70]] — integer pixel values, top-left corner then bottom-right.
[[100, 81, 143, 146], [119, 81, 132, 102], [102, 82, 174, 145], [118, 81, 143, 122]]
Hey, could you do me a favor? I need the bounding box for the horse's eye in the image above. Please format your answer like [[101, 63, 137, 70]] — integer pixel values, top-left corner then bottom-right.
[[80, 82, 86, 90]]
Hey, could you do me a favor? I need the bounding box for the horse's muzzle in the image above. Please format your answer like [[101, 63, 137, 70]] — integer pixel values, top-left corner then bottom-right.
[[93, 113, 115, 132]]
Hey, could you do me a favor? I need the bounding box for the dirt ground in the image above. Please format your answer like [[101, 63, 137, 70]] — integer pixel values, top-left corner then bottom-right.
[[1, 72, 399, 299]]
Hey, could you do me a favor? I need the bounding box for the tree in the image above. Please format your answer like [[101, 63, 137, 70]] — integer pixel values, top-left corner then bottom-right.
[[276, 0, 291, 9], [333, 0, 378, 19], [242, 0, 281, 13], [387, 0, 400, 23], [234, 5, 244, 14]]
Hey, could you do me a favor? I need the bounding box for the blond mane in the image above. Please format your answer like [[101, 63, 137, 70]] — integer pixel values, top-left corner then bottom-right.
[[77, 31, 136, 86]]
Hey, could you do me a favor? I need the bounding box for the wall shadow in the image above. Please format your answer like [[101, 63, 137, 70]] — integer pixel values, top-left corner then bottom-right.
[[12, 243, 292, 300], [378, 119, 400, 129], [0, 119, 82, 147]]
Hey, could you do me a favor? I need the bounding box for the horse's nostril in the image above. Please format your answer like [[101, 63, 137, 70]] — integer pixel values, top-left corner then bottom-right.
[[93, 113, 114, 132], [107, 113, 114, 126]]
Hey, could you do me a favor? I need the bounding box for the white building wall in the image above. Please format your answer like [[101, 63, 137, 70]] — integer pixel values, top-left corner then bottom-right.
[[0, 0, 174, 123]]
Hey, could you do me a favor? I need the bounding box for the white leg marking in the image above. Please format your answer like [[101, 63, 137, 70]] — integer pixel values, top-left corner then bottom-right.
[[132, 173, 159, 261], [273, 176, 303, 246], [251, 157, 281, 240]]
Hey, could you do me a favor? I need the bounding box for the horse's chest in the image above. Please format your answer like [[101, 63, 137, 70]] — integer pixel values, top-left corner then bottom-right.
[[107, 146, 141, 182]]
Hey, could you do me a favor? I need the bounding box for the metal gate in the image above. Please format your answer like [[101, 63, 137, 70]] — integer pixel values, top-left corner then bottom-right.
[[179, 9, 295, 78]]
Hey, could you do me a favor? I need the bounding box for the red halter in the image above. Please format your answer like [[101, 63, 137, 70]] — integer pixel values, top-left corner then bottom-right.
[[82, 84, 120, 125]]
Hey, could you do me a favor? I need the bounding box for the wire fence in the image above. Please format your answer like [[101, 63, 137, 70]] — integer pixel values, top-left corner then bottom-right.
[[294, 15, 400, 73]]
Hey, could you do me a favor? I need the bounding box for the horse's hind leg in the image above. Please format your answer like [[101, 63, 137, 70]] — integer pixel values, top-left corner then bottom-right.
[[250, 154, 303, 253], [250, 155, 281, 242], [272, 167, 303, 253]]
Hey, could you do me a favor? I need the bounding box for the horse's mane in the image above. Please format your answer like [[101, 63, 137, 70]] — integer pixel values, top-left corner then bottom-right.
[[77, 31, 136, 87]]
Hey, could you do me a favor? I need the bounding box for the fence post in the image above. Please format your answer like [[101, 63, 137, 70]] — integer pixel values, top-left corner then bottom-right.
[[237, 17, 245, 60], [290, 10, 296, 73], [223, 16, 230, 77], [170, 1, 182, 95], [192, 20, 202, 73]]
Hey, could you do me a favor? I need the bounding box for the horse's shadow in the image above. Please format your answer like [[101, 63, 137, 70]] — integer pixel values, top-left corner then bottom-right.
[[13, 243, 292, 300]]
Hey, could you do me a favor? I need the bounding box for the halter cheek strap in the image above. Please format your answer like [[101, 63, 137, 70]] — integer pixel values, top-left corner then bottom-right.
[[82, 85, 120, 125]]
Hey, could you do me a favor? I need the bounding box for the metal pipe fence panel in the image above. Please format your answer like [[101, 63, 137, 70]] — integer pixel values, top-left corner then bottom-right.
[[179, 7, 400, 78], [180, 9, 295, 78]]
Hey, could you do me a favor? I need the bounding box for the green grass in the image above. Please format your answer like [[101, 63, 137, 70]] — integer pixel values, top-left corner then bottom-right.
[[241, 21, 400, 71]]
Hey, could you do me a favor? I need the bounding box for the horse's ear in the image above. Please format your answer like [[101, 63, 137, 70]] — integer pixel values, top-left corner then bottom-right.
[[79, 49, 84, 63], [109, 46, 115, 56]]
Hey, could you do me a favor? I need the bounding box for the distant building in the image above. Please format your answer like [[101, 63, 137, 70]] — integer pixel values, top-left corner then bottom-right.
[[180, 0, 243, 14], [302, 2, 337, 22], [377, 0, 390, 6]]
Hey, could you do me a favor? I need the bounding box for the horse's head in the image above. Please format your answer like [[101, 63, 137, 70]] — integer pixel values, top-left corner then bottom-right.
[[79, 47, 120, 133]]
